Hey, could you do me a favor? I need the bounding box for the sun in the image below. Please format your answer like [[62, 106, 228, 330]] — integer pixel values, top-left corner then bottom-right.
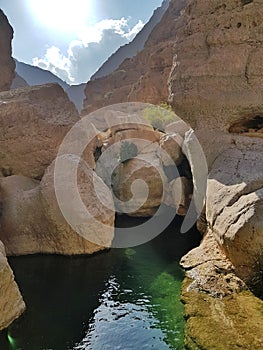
[[28, 0, 94, 33]]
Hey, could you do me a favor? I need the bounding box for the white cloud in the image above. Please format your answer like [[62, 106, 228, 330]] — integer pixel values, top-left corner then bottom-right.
[[32, 17, 144, 84], [33, 46, 74, 83], [123, 20, 144, 40]]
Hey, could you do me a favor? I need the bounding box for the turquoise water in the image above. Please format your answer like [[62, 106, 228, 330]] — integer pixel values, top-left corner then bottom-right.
[[0, 217, 200, 350]]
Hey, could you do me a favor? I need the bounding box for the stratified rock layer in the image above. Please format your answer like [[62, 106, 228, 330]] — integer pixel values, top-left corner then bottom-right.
[[0, 10, 15, 92]]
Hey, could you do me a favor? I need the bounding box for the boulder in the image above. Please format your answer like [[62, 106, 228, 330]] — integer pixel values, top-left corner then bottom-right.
[[0, 164, 115, 255], [206, 148, 263, 283], [41, 155, 115, 252], [165, 120, 191, 138], [112, 153, 168, 217], [181, 231, 246, 297], [0, 10, 15, 91], [164, 176, 193, 216], [159, 133, 183, 166], [0, 84, 79, 179], [0, 175, 44, 255], [0, 241, 25, 330]]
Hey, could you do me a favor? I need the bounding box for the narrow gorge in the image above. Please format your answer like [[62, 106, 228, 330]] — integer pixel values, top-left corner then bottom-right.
[[0, 0, 263, 349]]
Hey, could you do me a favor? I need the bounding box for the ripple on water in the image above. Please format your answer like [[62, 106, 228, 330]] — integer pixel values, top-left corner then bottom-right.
[[73, 276, 171, 350]]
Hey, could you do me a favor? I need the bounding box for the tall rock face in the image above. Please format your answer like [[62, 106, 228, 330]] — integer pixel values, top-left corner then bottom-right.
[[0, 10, 25, 332], [0, 241, 25, 331], [168, 0, 263, 163], [169, 0, 263, 129], [82, 0, 187, 115], [0, 83, 79, 179], [91, 0, 171, 80], [0, 10, 15, 91], [0, 83, 115, 255], [167, 0, 263, 283]]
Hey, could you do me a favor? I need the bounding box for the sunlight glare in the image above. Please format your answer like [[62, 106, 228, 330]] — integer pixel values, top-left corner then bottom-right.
[[28, 0, 93, 33]]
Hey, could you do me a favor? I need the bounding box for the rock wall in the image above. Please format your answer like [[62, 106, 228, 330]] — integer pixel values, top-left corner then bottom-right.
[[91, 0, 171, 80], [167, 0, 263, 283], [0, 241, 25, 331], [82, 0, 187, 115], [0, 10, 25, 332], [0, 84, 115, 255], [0, 83, 79, 179], [167, 1, 263, 347], [168, 0, 263, 164], [0, 10, 15, 92]]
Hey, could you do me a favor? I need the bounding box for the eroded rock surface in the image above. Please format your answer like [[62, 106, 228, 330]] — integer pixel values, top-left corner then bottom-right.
[[0, 161, 115, 255], [82, 0, 187, 114], [181, 231, 246, 297], [206, 148, 263, 285], [41, 156, 115, 252], [0, 241, 25, 330], [182, 279, 263, 350], [0, 10, 15, 92], [94, 112, 193, 217], [168, 0, 263, 165], [0, 84, 79, 179]]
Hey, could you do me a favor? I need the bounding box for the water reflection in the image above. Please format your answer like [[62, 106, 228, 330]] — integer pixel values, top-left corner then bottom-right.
[[0, 216, 201, 350]]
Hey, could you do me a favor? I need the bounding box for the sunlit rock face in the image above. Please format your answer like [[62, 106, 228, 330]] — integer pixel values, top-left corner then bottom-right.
[[0, 241, 25, 331], [0, 83, 79, 179], [81, 0, 187, 115], [0, 10, 15, 92], [0, 159, 115, 255], [168, 0, 263, 287], [0, 10, 25, 332], [168, 0, 263, 165], [206, 149, 263, 287]]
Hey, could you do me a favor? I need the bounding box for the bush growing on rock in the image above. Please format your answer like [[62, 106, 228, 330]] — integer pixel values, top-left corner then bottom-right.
[[143, 103, 175, 131]]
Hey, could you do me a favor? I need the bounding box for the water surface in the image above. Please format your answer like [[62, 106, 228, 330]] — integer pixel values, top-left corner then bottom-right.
[[0, 216, 200, 350]]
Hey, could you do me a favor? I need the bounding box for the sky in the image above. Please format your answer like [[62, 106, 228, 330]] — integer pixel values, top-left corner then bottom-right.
[[0, 0, 163, 85]]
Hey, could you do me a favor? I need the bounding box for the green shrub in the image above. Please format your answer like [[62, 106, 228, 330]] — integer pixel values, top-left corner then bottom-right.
[[119, 141, 138, 163], [143, 103, 175, 132]]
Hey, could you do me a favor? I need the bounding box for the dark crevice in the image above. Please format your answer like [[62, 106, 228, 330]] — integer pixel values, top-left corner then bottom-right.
[[229, 115, 263, 134], [241, 0, 253, 5]]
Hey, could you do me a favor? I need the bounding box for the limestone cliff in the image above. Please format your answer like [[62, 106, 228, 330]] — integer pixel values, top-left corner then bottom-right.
[[0, 10, 15, 91], [91, 0, 171, 80], [82, 0, 263, 290], [168, 0, 263, 287], [0, 10, 26, 332], [167, 1, 263, 347], [0, 83, 79, 179], [82, 0, 187, 115]]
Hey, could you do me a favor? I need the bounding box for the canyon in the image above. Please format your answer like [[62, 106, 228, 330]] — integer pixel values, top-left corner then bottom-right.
[[0, 0, 263, 348]]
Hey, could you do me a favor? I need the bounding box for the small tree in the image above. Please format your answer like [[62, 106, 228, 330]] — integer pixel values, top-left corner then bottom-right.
[[119, 141, 138, 163]]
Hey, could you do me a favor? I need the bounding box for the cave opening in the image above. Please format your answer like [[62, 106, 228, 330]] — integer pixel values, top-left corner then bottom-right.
[[229, 115, 263, 135]]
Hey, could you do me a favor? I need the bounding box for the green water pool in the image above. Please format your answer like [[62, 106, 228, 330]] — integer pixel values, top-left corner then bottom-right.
[[0, 216, 200, 350]]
